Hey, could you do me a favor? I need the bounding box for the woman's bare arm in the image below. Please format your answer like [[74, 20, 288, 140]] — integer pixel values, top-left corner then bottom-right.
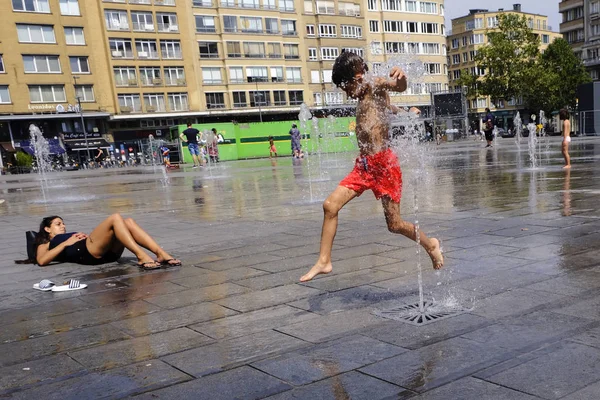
[[36, 234, 86, 266]]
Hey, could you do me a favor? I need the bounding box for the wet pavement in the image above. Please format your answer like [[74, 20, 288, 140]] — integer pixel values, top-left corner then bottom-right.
[[1, 136, 600, 399]]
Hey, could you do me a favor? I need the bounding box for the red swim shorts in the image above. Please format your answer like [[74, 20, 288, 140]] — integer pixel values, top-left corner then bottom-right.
[[339, 148, 402, 203]]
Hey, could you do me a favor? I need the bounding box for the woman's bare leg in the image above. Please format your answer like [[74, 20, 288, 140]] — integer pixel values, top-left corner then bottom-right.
[[86, 214, 156, 266], [123, 218, 179, 264], [300, 186, 358, 282], [381, 197, 443, 270]]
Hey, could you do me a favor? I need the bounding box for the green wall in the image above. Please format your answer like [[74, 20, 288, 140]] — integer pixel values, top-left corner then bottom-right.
[[174, 117, 357, 163]]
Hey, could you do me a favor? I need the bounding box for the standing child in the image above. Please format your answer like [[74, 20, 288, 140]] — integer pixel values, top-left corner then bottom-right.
[[300, 52, 443, 282], [160, 145, 170, 166], [269, 136, 278, 158], [560, 108, 571, 169]]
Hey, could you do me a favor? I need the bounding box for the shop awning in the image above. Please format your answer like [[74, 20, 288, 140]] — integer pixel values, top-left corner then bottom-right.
[[67, 138, 111, 151], [18, 139, 65, 155], [0, 142, 15, 152]]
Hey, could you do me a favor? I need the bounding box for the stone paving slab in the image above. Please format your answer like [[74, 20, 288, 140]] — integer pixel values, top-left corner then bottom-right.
[[215, 284, 324, 312], [413, 376, 539, 400]]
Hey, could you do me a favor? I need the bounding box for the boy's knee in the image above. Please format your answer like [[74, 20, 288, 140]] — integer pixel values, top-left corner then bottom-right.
[[322, 200, 339, 217], [110, 213, 124, 222]]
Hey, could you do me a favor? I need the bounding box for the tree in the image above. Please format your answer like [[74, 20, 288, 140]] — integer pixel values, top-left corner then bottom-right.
[[524, 38, 591, 114], [474, 13, 541, 105], [455, 69, 479, 97]]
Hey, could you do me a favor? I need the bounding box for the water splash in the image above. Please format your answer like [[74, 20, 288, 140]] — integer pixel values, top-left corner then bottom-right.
[[514, 111, 522, 151], [528, 115, 538, 169]]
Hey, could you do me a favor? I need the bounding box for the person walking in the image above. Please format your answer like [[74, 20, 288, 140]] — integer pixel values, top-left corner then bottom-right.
[[560, 108, 571, 169], [483, 107, 495, 148], [289, 124, 302, 158]]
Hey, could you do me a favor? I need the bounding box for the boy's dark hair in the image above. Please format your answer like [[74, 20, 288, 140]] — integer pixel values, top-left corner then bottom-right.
[[559, 108, 570, 120], [292, 124, 297, 128], [187, 123, 192, 127], [332, 51, 368, 87], [211, 128, 217, 133], [268, 136, 273, 140]]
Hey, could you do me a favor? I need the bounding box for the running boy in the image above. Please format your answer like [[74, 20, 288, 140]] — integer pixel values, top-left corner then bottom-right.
[[300, 52, 444, 282], [269, 136, 278, 158]]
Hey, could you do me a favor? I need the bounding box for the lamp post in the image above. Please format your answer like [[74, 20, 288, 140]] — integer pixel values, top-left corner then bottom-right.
[[73, 76, 91, 161], [255, 81, 263, 123]]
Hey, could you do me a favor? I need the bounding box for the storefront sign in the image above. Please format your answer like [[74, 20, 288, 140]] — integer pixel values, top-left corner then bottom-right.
[[27, 104, 80, 112], [63, 132, 102, 139]]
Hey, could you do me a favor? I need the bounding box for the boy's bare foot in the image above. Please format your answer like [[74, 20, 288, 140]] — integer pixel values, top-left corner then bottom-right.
[[427, 238, 444, 270], [563, 165, 571, 169], [300, 262, 332, 282]]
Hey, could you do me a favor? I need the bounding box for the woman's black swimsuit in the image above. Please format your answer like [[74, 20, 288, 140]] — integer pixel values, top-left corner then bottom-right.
[[49, 233, 122, 265]]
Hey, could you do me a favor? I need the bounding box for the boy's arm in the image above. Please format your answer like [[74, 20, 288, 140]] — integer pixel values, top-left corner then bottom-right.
[[375, 67, 408, 94]]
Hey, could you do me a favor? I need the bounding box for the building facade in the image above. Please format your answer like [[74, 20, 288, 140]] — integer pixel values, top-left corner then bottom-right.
[[559, 0, 600, 80], [447, 4, 561, 127], [1, 0, 447, 150]]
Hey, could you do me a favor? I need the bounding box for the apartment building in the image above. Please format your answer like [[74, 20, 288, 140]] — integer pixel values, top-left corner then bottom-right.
[[0, 0, 448, 147], [559, 0, 600, 80], [447, 4, 561, 126]]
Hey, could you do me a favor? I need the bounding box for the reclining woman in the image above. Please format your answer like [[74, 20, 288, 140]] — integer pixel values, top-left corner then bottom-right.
[[17, 213, 181, 269]]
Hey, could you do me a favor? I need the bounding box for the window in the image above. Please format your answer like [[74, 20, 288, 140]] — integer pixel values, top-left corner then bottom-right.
[[198, 42, 219, 58], [164, 67, 185, 85], [420, 1, 436, 13], [136, 39, 159, 58], [407, 42, 419, 53], [314, 92, 322, 105], [306, 24, 315, 36], [69, 56, 89, 74], [319, 24, 336, 37], [223, 16, 237, 33], [65, 27, 85, 45], [270, 66, 284, 82], [105, 10, 129, 30], [371, 41, 382, 55], [168, 93, 189, 111], [421, 43, 439, 54], [284, 44, 299, 59], [381, 0, 400, 11], [472, 34, 484, 44], [241, 0, 259, 8], [385, 42, 404, 54], [308, 47, 317, 60], [139, 67, 162, 85], [273, 90, 286, 106], [463, 52, 468, 62], [250, 90, 270, 106], [322, 70, 332, 83], [406, 22, 418, 33], [311, 70, 320, 83], [405, 0, 416, 12], [244, 42, 266, 58], [340, 25, 361, 38], [367, 0, 377, 11], [0, 55, 4, 73], [241, 17, 263, 33], [369, 20, 379, 33], [13, 0, 50, 12], [161, 40, 182, 59], [205, 93, 225, 108], [23, 55, 61, 73], [246, 66, 268, 82], [341, 47, 363, 57], [316, 0, 334, 13], [202, 67, 222, 84], [263, 18, 277, 34], [75, 85, 94, 102], [110, 39, 134, 58], [476, 98, 487, 108], [421, 23, 438, 34], [229, 67, 244, 83], [279, 0, 294, 11], [321, 47, 339, 60], [196, 16, 216, 33], [281, 20, 296, 35], [157, 13, 178, 32], [17, 24, 55, 43], [226, 41, 241, 57], [59, 0, 79, 15], [144, 94, 166, 112], [193, 0, 213, 6], [114, 67, 137, 86], [462, 36, 468, 46], [118, 94, 141, 112], [452, 54, 460, 64], [542, 34, 550, 44], [29, 85, 66, 103], [232, 91, 247, 107], [289, 90, 303, 105], [451, 38, 459, 49], [304, 0, 313, 13], [0, 86, 10, 103], [286, 67, 302, 83], [131, 12, 154, 31], [383, 20, 402, 33], [268, 42, 281, 58], [325, 92, 343, 104], [487, 17, 498, 28], [424, 63, 440, 74], [470, 50, 477, 60]]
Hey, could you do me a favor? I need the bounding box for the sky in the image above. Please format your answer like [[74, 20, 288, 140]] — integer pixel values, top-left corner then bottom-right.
[[444, 0, 561, 32]]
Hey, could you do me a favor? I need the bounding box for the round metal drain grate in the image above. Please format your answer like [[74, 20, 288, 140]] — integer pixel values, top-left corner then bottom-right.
[[373, 300, 469, 326]]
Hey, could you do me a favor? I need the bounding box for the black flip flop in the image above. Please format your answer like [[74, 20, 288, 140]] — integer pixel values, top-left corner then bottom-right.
[[138, 261, 161, 270], [160, 259, 182, 267]]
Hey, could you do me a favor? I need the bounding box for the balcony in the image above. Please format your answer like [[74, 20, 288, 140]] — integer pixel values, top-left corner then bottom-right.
[[133, 22, 155, 32], [273, 100, 287, 106], [115, 78, 137, 86], [137, 50, 159, 59], [290, 99, 303, 105], [284, 54, 300, 59], [165, 77, 186, 85], [339, 10, 360, 16], [245, 53, 265, 58], [200, 53, 219, 58], [146, 105, 166, 112], [280, 7, 294, 12], [224, 27, 238, 33], [196, 27, 217, 33], [247, 77, 268, 82], [106, 22, 130, 31], [130, 0, 151, 4], [559, 0, 584, 13], [233, 102, 247, 107], [282, 31, 297, 36], [154, 0, 175, 5], [227, 52, 242, 58], [271, 77, 284, 82], [317, 7, 335, 14], [240, 3, 260, 8], [287, 79, 302, 84], [192, 0, 212, 5], [583, 58, 600, 66], [203, 79, 223, 85], [268, 53, 282, 58], [207, 103, 226, 109], [120, 105, 142, 113], [560, 19, 584, 33], [111, 50, 134, 59], [241, 29, 264, 34], [162, 51, 183, 59], [157, 22, 179, 32], [266, 29, 279, 34], [141, 78, 163, 86], [220, 0, 236, 6]]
